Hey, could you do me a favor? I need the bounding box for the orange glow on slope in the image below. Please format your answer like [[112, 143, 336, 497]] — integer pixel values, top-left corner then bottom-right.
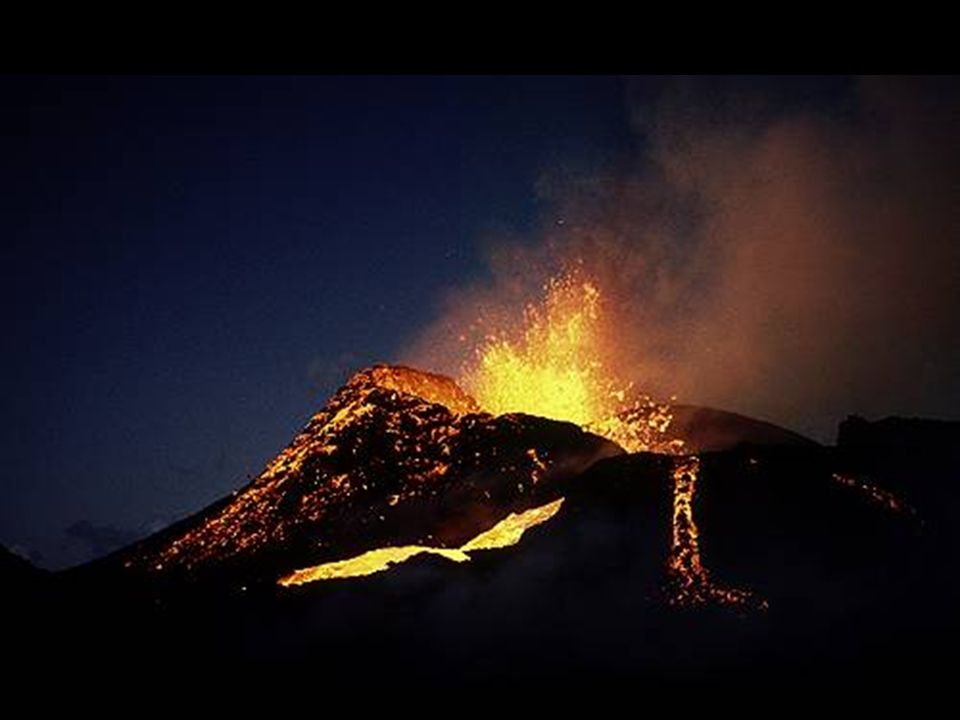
[[460, 498, 564, 552], [279, 546, 470, 584], [145, 366, 485, 570], [668, 457, 763, 608], [278, 498, 564, 586], [462, 271, 678, 454]]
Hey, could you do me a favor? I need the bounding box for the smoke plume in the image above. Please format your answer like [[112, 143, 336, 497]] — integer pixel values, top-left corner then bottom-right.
[[403, 77, 960, 440]]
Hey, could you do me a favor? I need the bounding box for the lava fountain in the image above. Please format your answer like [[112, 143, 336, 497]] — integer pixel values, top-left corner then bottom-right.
[[461, 270, 679, 455]]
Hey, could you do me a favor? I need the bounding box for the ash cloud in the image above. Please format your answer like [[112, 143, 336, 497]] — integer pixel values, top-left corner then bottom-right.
[[403, 77, 960, 440]]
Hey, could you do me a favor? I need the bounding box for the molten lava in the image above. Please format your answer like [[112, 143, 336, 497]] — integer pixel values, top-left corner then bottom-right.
[[668, 457, 762, 608], [462, 271, 678, 454], [279, 498, 564, 586], [280, 545, 471, 584]]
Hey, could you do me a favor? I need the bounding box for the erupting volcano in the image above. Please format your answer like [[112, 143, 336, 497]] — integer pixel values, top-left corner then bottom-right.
[[107, 270, 754, 608]]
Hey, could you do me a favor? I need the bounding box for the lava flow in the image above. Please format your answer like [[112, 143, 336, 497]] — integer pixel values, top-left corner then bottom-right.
[[668, 457, 763, 608], [279, 498, 564, 585]]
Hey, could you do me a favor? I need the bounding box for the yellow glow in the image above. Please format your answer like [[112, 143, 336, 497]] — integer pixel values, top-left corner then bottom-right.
[[668, 456, 706, 602], [460, 498, 564, 552], [464, 276, 608, 426], [367, 365, 480, 415], [278, 498, 565, 586], [278, 546, 470, 585], [667, 456, 763, 608], [462, 271, 676, 454]]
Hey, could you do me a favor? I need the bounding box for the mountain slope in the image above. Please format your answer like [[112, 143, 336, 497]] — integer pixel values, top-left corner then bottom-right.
[[96, 365, 620, 589], [1, 545, 41, 584]]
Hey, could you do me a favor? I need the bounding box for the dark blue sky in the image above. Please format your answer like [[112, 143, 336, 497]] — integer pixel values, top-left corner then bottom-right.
[[1, 76, 639, 567]]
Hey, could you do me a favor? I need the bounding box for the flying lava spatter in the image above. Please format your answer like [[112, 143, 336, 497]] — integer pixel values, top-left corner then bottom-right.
[[462, 271, 680, 456], [279, 499, 565, 585]]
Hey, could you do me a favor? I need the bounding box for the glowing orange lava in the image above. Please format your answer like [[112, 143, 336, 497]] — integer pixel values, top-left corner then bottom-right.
[[462, 271, 677, 454], [279, 498, 564, 586], [668, 456, 763, 608]]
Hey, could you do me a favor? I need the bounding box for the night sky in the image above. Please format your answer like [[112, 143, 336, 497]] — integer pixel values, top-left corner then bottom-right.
[[1, 76, 639, 567], [2, 76, 955, 569]]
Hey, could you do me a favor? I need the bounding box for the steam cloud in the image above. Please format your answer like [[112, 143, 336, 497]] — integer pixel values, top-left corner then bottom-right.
[[403, 77, 959, 440]]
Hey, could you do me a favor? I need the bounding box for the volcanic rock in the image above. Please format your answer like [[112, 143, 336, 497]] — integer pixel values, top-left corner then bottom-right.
[[99, 365, 621, 589]]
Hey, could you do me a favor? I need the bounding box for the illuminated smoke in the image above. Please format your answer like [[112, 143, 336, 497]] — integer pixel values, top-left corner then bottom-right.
[[403, 77, 960, 440]]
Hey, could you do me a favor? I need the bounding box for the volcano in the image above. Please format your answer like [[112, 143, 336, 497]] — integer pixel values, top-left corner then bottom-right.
[[8, 364, 958, 688], [4, 366, 944, 685]]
